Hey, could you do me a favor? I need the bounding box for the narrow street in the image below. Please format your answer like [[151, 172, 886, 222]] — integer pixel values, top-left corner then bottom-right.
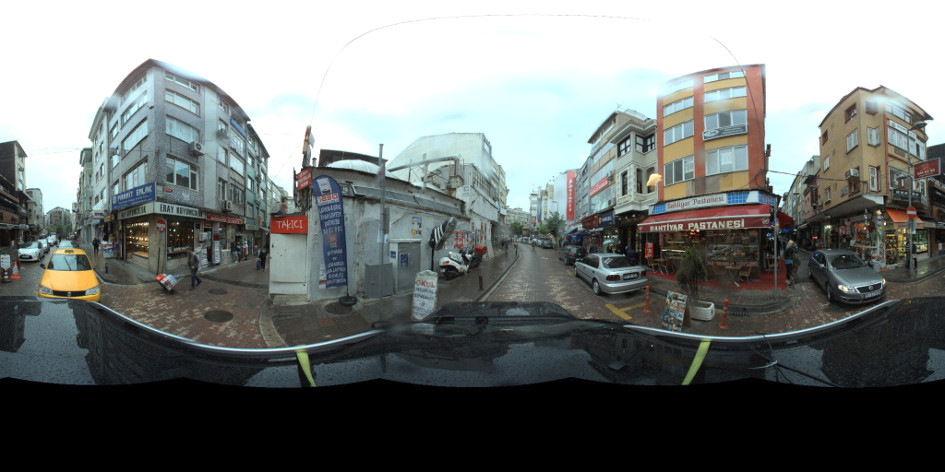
[[486, 244, 647, 321]]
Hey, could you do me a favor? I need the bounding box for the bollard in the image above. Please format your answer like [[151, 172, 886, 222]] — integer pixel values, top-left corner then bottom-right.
[[479, 274, 483, 291], [718, 298, 729, 329], [643, 285, 651, 312]]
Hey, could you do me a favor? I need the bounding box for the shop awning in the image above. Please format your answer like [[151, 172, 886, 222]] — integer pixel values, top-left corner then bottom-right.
[[886, 208, 934, 229], [777, 211, 794, 228], [638, 204, 774, 233]]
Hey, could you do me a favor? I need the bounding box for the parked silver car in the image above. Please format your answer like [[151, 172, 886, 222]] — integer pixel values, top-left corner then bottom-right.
[[574, 253, 647, 296], [808, 249, 886, 305]]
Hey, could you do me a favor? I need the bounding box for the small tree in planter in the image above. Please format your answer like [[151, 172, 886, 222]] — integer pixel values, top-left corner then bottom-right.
[[675, 247, 713, 323]]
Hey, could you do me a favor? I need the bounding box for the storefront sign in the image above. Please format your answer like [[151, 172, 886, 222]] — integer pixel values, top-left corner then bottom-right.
[[915, 159, 940, 179], [272, 216, 308, 234], [638, 204, 773, 233], [599, 210, 614, 227], [156, 202, 204, 219], [156, 218, 166, 233], [703, 123, 748, 141], [652, 190, 777, 215], [205, 212, 243, 224], [296, 166, 312, 191], [111, 183, 156, 210], [118, 202, 151, 220], [589, 177, 609, 196], [314, 175, 348, 288], [566, 171, 575, 221]]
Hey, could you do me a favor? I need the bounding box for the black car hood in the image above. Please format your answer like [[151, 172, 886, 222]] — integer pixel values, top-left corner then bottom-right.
[[3, 297, 945, 389]]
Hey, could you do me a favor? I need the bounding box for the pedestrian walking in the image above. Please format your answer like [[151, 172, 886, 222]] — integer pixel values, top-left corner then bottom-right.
[[230, 240, 238, 263], [187, 248, 202, 289], [92, 237, 99, 256], [258, 246, 268, 270], [783, 240, 796, 285]]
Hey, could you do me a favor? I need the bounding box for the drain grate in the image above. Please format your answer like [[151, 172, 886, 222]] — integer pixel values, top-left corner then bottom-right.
[[208, 288, 227, 295], [204, 310, 234, 323]]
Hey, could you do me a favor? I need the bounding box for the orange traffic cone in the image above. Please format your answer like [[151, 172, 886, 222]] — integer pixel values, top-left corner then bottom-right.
[[11, 261, 19, 279]]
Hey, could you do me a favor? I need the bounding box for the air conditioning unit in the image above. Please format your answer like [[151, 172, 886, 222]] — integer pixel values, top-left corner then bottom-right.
[[223, 200, 233, 212], [190, 141, 204, 156], [845, 169, 859, 179]]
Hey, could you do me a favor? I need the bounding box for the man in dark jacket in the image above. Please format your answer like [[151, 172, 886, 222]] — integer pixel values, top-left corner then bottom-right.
[[187, 249, 202, 289], [625, 245, 638, 265]]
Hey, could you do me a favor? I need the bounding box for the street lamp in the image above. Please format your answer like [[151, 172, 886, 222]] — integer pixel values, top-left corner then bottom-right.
[[906, 121, 928, 277]]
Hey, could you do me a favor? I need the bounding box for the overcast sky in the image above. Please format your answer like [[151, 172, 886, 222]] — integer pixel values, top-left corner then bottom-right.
[[2, 0, 944, 213]]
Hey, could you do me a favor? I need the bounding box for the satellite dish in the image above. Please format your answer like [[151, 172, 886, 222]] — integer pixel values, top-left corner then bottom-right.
[[429, 217, 456, 250]]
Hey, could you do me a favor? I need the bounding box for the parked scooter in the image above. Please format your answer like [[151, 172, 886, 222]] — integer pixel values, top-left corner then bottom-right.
[[439, 245, 487, 279]]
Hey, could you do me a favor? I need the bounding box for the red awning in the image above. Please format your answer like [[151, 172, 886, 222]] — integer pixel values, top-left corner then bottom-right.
[[777, 211, 794, 227], [638, 204, 774, 233]]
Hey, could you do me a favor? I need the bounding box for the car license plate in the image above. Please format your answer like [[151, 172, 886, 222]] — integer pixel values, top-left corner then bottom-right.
[[864, 290, 881, 298], [623, 273, 638, 280]]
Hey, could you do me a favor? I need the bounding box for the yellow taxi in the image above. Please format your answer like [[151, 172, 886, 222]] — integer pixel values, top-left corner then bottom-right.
[[37, 248, 101, 302]]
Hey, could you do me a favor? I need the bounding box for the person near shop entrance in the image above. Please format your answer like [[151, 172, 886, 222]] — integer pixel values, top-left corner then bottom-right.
[[625, 244, 638, 265], [187, 248, 202, 289], [92, 237, 100, 256], [783, 240, 797, 285], [230, 240, 239, 263]]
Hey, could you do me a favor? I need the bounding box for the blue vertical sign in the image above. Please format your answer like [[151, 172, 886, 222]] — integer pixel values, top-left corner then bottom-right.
[[314, 175, 348, 288]]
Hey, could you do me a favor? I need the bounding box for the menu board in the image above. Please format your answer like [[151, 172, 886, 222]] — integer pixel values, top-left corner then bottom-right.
[[661, 291, 688, 332]]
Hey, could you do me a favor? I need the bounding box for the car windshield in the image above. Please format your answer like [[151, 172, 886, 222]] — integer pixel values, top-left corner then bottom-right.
[[20, 242, 39, 249], [830, 254, 867, 270], [4, 4, 945, 390], [47, 254, 93, 271]]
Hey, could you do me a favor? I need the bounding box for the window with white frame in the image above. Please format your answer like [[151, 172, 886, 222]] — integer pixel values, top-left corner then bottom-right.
[[230, 155, 244, 175], [217, 147, 227, 165], [121, 92, 147, 125], [704, 70, 745, 83], [636, 134, 655, 153], [824, 154, 830, 170], [663, 120, 693, 146], [825, 186, 831, 202], [867, 127, 880, 146], [122, 119, 148, 152], [704, 86, 746, 102], [846, 128, 859, 152], [886, 104, 912, 124], [663, 96, 694, 116], [165, 89, 200, 115], [704, 110, 747, 131], [165, 72, 199, 92], [165, 155, 197, 191], [123, 161, 148, 191], [663, 156, 694, 186], [869, 166, 878, 192], [230, 127, 244, 155], [705, 145, 749, 176], [166, 116, 199, 143]]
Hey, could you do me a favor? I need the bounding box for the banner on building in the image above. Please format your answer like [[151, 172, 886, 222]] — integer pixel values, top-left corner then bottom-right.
[[314, 175, 348, 288]]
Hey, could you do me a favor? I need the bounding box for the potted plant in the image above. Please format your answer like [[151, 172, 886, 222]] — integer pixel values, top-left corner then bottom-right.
[[676, 247, 714, 322]]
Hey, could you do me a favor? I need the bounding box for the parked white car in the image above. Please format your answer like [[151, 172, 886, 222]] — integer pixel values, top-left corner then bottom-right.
[[37, 239, 49, 255], [574, 252, 648, 296], [18, 241, 43, 262]]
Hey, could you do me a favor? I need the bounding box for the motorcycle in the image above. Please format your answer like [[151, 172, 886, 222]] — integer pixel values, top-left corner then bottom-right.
[[439, 245, 487, 279]]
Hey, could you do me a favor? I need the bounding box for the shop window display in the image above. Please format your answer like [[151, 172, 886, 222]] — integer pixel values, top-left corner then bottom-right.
[[125, 221, 149, 258], [166, 220, 195, 260]]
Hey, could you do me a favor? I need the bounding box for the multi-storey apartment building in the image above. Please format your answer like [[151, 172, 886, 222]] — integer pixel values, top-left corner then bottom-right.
[[25, 188, 43, 238], [813, 85, 933, 268], [610, 110, 657, 254], [83, 59, 270, 273], [637, 65, 777, 276]]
